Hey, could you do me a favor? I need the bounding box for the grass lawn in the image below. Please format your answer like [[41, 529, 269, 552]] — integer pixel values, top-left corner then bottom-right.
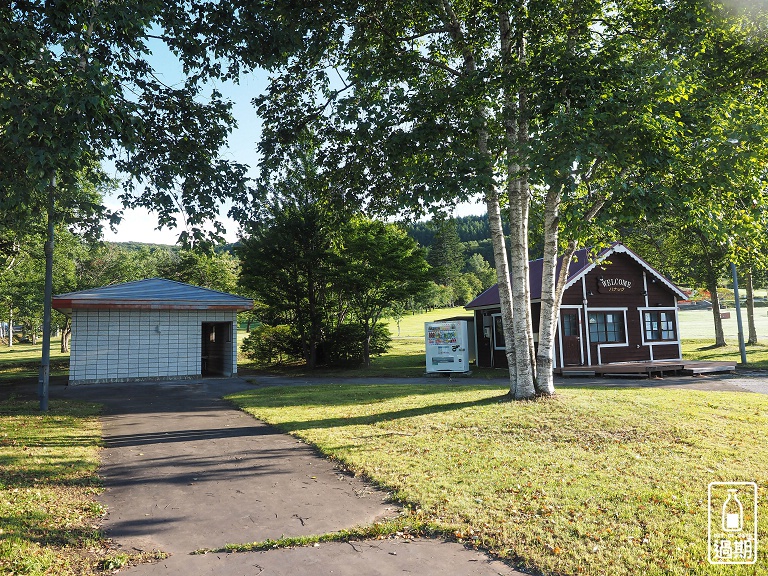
[[0, 338, 69, 386], [679, 308, 768, 367], [683, 340, 768, 369], [0, 398, 126, 575], [228, 384, 768, 576]]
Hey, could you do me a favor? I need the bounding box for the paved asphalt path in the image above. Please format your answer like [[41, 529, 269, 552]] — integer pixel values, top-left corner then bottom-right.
[[48, 370, 767, 575], [55, 378, 525, 576]]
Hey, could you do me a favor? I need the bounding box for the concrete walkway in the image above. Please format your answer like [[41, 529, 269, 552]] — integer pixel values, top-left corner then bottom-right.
[[56, 379, 523, 575], [47, 370, 768, 574]]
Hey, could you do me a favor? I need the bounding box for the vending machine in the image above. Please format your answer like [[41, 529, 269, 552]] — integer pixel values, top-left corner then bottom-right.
[[425, 320, 470, 373]]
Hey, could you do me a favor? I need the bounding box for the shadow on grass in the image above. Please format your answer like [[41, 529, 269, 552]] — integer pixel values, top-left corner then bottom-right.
[[234, 382, 506, 408], [0, 514, 100, 548], [240, 353, 506, 380], [237, 390, 510, 433], [695, 344, 729, 351]]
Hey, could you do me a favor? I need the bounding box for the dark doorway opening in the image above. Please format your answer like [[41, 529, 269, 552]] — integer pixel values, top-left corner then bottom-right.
[[202, 322, 232, 376]]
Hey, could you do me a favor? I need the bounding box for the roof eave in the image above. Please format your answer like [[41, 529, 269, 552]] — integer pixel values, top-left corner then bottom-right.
[[52, 299, 253, 313], [561, 244, 686, 299]]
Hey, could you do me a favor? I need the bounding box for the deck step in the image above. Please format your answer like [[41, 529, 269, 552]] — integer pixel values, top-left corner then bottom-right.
[[556, 360, 736, 378]]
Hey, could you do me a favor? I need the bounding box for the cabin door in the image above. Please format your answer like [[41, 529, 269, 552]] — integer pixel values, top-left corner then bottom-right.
[[560, 311, 582, 366]]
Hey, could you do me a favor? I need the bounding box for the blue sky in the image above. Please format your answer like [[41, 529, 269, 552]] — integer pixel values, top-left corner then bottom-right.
[[103, 38, 268, 244], [102, 38, 483, 245]]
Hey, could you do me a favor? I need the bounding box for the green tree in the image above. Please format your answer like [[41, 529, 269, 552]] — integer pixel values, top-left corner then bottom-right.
[[75, 243, 174, 289], [160, 249, 240, 293], [337, 217, 430, 366], [465, 253, 496, 291], [427, 218, 465, 286], [387, 301, 408, 337], [1, 2, 249, 409], [238, 193, 340, 369], [619, 12, 768, 349], [451, 273, 483, 306]]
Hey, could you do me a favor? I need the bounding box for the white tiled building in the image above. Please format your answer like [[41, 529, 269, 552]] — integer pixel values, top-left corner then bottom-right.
[[53, 279, 253, 385]]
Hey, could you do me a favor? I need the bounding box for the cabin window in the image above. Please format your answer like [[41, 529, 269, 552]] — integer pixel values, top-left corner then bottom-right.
[[561, 312, 579, 336], [493, 314, 506, 350], [588, 312, 624, 343], [643, 311, 676, 341]]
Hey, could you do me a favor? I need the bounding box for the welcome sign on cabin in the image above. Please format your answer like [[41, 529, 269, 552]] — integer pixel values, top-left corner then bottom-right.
[[597, 277, 634, 293]]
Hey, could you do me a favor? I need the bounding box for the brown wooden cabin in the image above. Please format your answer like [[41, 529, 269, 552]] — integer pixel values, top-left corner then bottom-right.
[[465, 243, 687, 370]]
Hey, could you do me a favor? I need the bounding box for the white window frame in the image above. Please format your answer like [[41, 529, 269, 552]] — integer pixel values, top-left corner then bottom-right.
[[638, 307, 681, 361], [640, 308, 677, 343], [586, 307, 629, 365]]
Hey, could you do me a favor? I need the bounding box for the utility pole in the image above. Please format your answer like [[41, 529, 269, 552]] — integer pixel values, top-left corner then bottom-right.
[[731, 262, 747, 366], [39, 173, 55, 412]]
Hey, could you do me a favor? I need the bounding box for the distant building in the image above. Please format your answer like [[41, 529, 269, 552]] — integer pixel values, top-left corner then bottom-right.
[[465, 243, 686, 369], [53, 278, 253, 385]]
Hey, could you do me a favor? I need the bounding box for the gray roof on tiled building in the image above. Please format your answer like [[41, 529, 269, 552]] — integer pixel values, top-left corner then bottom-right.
[[53, 278, 253, 313]]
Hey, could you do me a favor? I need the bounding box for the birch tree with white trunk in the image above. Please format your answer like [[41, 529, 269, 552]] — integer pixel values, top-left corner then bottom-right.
[[216, 0, 768, 398]]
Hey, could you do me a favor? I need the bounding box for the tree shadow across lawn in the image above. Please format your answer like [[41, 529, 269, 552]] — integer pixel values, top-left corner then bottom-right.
[[251, 392, 510, 433], [0, 513, 100, 548], [696, 343, 729, 351]]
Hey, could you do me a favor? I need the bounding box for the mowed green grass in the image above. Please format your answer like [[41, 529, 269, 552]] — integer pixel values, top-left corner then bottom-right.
[[229, 384, 768, 576], [0, 399, 107, 575], [0, 337, 69, 385], [679, 308, 768, 367]]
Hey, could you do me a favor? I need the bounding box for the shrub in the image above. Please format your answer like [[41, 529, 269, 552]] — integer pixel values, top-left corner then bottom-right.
[[240, 325, 302, 366], [322, 323, 392, 367]]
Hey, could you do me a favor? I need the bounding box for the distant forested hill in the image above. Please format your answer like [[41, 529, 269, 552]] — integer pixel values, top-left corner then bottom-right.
[[405, 215, 511, 267], [407, 214, 506, 245]]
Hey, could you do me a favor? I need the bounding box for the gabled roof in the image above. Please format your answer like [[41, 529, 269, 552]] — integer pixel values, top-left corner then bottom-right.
[[53, 278, 253, 314], [465, 242, 685, 310]]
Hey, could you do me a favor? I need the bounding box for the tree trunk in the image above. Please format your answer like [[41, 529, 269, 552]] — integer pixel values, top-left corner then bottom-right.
[[363, 328, 372, 367], [518, 90, 536, 378], [507, 127, 535, 396], [485, 187, 517, 386], [745, 270, 757, 345], [502, 13, 535, 399], [307, 269, 319, 369], [440, 3, 519, 395], [478, 101, 517, 393], [60, 318, 71, 353], [535, 182, 570, 396], [708, 274, 726, 347], [8, 307, 12, 348]]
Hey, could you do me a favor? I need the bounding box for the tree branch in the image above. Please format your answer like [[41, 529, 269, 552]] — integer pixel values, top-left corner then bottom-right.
[[583, 166, 629, 222], [417, 56, 462, 77], [368, 15, 461, 76], [395, 27, 449, 42]]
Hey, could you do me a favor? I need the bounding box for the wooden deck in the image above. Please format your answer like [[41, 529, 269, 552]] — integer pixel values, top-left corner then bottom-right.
[[556, 360, 736, 378]]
